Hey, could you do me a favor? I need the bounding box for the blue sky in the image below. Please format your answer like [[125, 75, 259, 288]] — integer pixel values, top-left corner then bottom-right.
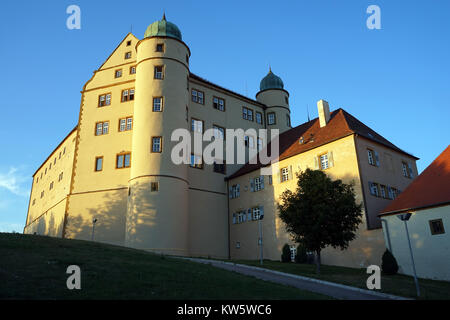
[[0, 0, 449, 232]]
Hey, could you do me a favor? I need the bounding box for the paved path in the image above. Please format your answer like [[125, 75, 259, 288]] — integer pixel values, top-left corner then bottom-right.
[[181, 258, 410, 300]]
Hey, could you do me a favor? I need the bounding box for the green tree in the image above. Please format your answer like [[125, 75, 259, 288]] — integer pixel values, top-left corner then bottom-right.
[[281, 244, 291, 263], [295, 244, 307, 263], [381, 249, 399, 275], [278, 169, 362, 274]]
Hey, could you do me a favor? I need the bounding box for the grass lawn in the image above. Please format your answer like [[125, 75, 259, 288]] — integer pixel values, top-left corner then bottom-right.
[[0, 233, 329, 300], [232, 259, 450, 300]]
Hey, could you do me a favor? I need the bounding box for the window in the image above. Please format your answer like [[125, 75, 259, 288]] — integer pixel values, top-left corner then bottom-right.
[[119, 117, 133, 132], [116, 153, 131, 168], [115, 69, 122, 78], [213, 125, 225, 140], [95, 157, 103, 171], [387, 186, 395, 199], [236, 242, 240, 249], [289, 246, 296, 262], [257, 138, 263, 152], [154, 66, 163, 79], [429, 219, 445, 235], [126, 40, 131, 46], [256, 112, 263, 124], [58, 172, 63, 182], [285, 96, 289, 104], [320, 154, 329, 170], [402, 161, 413, 178], [244, 135, 254, 148], [130, 66, 136, 74], [49, 163, 51, 170], [368, 149, 375, 166], [152, 137, 162, 153], [191, 118, 203, 133], [124, 52, 132, 59], [40, 191, 44, 198], [191, 89, 204, 104], [32, 199, 36, 206], [153, 97, 163, 112], [49, 182, 54, 190], [213, 97, 225, 111], [252, 207, 261, 220], [213, 161, 226, 174], [151, 182, 159, 192], [230, 184, 240, 199], [59, 152, 61, 159], [156, 44, 164, 52], [95, 121, 109, 136], [190, 154, 203, 169], [242, 107, 253, 121], [268, 175, 273, 185], [281, 167, 289, 182], [267, 112, 276, 125], [286, 114, 291, 127], [54, 158, 56, 165], [252, 176, 264, 192], [36, 177, 39, 184], [379, 185, 387, 198], [98, 93, 111, 107], [121, 88, 135, 102], [369, 182, 379, 197]]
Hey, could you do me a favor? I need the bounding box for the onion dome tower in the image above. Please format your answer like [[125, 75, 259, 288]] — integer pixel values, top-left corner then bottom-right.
[[125, 14, 190, 255], [256, 68, 291, 133]]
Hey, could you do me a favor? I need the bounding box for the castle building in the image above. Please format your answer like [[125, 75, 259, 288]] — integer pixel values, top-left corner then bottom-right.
[[24, 16, 418, 268]]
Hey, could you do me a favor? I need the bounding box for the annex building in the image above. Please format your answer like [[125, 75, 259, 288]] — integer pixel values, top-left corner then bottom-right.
[[24, 16, 419, 268]]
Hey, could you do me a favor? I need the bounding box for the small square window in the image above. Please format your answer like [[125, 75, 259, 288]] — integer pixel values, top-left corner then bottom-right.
[[115, 69, 122, 78], [130, 66, 136, 74], [151, 182, 159, 192], [126, 40, 132, 46], [125, 52, 132, 59], [156, 44, 164, 52], [429, 219, 445, 235], [267, 112, 276, 125]]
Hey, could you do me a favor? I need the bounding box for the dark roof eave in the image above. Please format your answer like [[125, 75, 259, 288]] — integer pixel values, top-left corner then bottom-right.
[[379, 200, 450, 217]]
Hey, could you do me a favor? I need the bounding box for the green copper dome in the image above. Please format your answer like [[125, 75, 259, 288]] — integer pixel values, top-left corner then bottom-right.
[[144, 14, 182, 41], [259, 69, 284, 91]]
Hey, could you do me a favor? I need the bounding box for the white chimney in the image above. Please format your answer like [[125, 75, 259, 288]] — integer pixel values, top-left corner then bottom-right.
[[317, 99, 330, 128]]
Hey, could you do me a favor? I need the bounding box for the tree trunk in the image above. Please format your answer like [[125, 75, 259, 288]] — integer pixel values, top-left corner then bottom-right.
[[315, 250, 321, 274]]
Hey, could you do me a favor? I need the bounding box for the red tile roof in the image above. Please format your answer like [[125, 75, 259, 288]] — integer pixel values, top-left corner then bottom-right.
[[380, 145, 450, 216], [227, 108, 417, 179]]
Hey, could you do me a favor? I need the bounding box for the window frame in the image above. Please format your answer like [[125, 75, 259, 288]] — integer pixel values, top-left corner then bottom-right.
[[95, 156, 103, 172], [191, 89, 205, 104], [212, 125, 225, 140], [429, 219, 445, 235], [124, 51, 132, 59], [319, 153, 329, 170], [129, 65, 136, 75], [154, 65, 164, 80], [115, 69, 123, 78], [153, 97, 163, 112], [267, 112, 276, 125], [213, 96, 225, 112], [155, 43, 164, 52], [116, 152, 131, 169], [95, 121, 110, 136], [191, 118, 204, 134], [281, 167, 289, 182], [98, 93, 112, 107], [256, 111, 263, 125], [368, 149, 375, 166], [151, 136, 162, 153], [118, 117, 133, 132], [121, 88, 135, 102]]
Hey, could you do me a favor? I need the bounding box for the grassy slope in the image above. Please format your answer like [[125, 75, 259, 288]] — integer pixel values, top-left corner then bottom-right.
[[0, 233, 329, 300], [233, 260, 450, 300]]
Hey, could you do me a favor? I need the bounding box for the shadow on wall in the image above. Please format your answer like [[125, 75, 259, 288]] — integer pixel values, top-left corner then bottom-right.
[[64, 188, 127, 246]]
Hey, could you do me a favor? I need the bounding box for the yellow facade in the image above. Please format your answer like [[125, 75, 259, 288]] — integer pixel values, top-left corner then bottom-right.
[[24, 17, 418, 267]]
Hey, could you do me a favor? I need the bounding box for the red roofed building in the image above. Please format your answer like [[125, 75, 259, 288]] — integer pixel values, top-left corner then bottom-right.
[[227, 100, 419, 268], [379, 146, 450, 280]]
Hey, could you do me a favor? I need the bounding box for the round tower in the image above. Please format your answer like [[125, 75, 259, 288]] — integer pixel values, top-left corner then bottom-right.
[[125, 15, 190, 256], [256, 69, 291, 134]]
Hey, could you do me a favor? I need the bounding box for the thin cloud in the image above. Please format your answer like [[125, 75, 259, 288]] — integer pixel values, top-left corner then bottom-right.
[[0, 167, 30, 197]]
